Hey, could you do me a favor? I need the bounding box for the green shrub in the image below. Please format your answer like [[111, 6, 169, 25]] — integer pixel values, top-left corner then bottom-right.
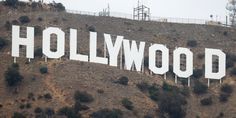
[[200, 97, 212, 106], [74, 100, 89, 113], [162, 82, 174, 91], [137, 81, 150, 92], [34, 107, 43, 113], [192, 69, 203, 79], [88, 25, 96, 32], [158, 92, 187, 118], [12, 112, 25, 118], [148, 84, 160, 101], [121, 98, 134, 110], [230, 68, 236, 76], [4, 63, 23, 87], [90, 108, 123, 118], [219, 93, 230, 102], [4, 0, 18, 7], [221, 84, 233, 94], [74, 91, 94, 103], [193, 81, 208, 94], [57, 107, 80, 118], [4, 21, 11, 30], [18, 16, 30, 24], [187, 40, 197, 47], [44, 93, 52, 99], [45, 108, 55, 117], [116, 76, 129, 85], [0, 37, 7, 50], [40, 66, 48, 74]]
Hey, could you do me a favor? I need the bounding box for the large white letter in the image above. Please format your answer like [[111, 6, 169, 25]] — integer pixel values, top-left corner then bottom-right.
[[205, 48, 226, 79], [123, 39, 145, 71], [104, 33, 123, 66], [173, 47, 193, 78], [43, 27, 65, 58], [70, 29, 88, 62], [12, 25, 34, 58], [149, 44, 169, 74], [89, 32, 108, 64]]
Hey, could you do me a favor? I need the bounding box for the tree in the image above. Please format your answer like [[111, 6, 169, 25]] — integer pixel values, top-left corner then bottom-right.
[[4, 63, 23, 87], [5, 0, 18, 7], [121, 98, 134, 110]]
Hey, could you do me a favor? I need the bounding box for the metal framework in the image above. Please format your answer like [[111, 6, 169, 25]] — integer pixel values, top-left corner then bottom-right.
[[99, 4, 110, 16], [133, 1, 150, 21]]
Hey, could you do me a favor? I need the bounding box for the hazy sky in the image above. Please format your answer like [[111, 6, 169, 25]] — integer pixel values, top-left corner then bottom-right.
[[27, 0, 229, 21]]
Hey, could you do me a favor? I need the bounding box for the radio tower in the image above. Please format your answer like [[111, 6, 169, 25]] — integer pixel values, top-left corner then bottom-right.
[[133, 0, 150, 21], [226, 0, 236, 27]]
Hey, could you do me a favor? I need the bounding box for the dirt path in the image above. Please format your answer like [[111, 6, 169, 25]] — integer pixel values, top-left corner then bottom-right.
[[43, 61, 69, 107]]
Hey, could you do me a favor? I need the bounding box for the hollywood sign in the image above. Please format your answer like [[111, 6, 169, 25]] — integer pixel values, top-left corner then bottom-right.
[[11, 25, 226, 86]]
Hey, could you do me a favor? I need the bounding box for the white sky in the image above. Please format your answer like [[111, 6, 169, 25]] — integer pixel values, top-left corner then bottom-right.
[[28, 0, 229, 21]]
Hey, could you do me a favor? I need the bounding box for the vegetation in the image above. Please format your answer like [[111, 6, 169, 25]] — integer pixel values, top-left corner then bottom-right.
[[192, 69, 203, 79], [116, 76, 129, 85], [87, 25, 96, 32], [187, 40, 197, 47], [158, 91, 187, 118], [200, 97, 213, 106], [40, 66, 48, 74], [90, 109, 123, 118], [74, 90, 94, 103], [18, 16, 30, 24], [12, 112, 25, 118], [4, 63, 23, 87], [230, 67, 236, 76], [74, 100, 89, 113], [57, 107, 80, 118], [219, 84, 233, 102], [121, 98, 134, 110], [193, 81, 208, 94], [137, 81, 150, 92], [0, 37, 7, 50], [4, 0, 18, 7]]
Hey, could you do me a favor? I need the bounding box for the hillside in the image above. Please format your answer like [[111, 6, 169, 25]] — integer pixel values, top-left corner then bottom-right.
[[0, 1, 236, 118]]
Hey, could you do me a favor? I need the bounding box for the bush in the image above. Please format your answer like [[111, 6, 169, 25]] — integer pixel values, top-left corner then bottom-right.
[[158, 92, 187, 118], [45, 108, 55, 117], [137, 82, 150, 92], [193, 81, 208, 94], [121, 98, 134, 110], [34, 107, 43, 113], [55, 3, 65, 11], [90, 108, 123, 118], [230, 67, 236, 76], [12, 112, 25, 118], [44, 93, 52, 99], [221, 84, 233, 94], [74, 91, 94, 103], [5, 0, 18, 7], [192, 69, 203, 79], [37, 17, 43, 22], [197, 53, 204, 59], [116, 76, 129, 85], [88, 25, 96, 32], [187, 40, 197, 47], [4, 21, 11, 30], [200, 97, 212, 106], [226, 53, 236, 69], [74, 100, 89, 113], [180, 87, 190, 97], [162, 82, 174, 91], [18, 16, 30, 24], [40, 66, 48, 74], [0, 37, 7, 50], [4, 63, 23, 87], [148, 84, 160, 101], [58, 107, 80, 118], [219, 93, 230, 102]]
